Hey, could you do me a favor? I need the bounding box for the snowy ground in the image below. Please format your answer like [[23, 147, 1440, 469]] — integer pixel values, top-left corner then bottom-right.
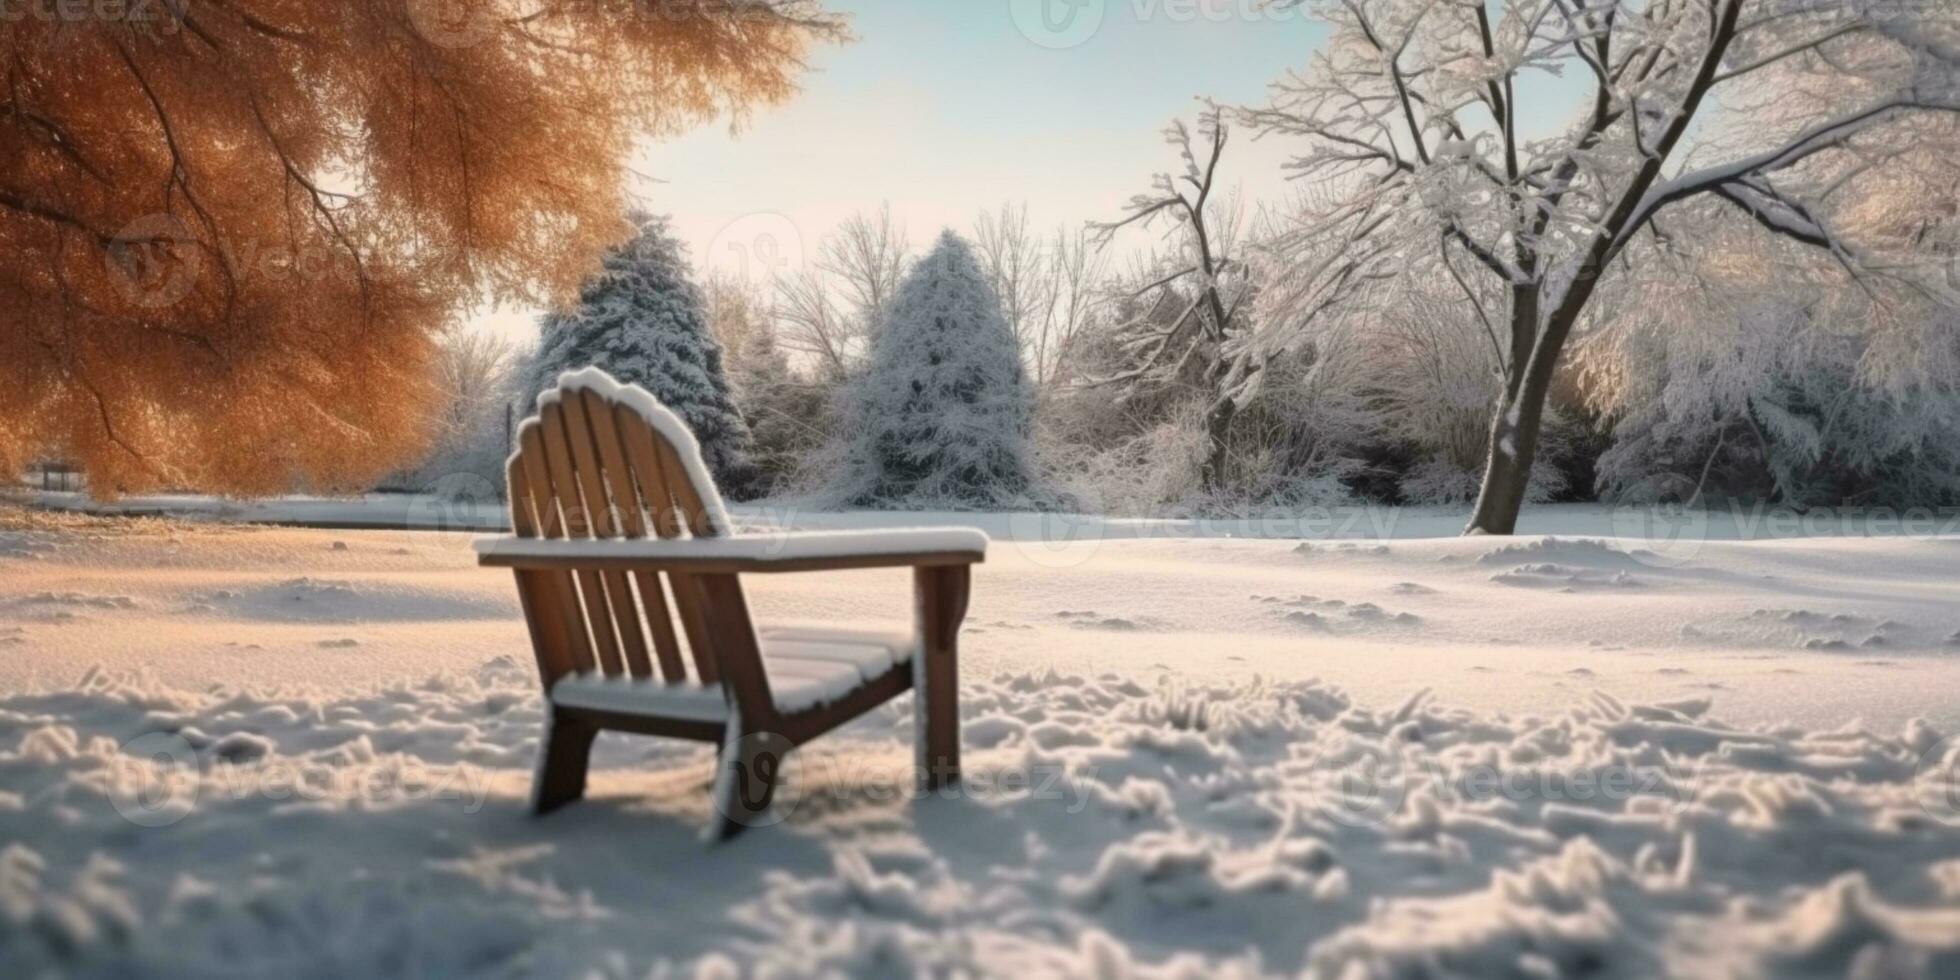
[[3, 501, 1960, 976]]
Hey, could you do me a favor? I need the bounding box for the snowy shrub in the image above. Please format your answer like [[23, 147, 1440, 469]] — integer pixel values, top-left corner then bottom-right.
[[1041, 285, 1377, 515], [527, 214, 762, 500], [827, 231, 1039, 509], [1584, 209, 1960, 508]]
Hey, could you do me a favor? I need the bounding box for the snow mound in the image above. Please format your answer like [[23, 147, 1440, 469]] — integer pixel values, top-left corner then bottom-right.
[[1477, 537, 1645, 569]]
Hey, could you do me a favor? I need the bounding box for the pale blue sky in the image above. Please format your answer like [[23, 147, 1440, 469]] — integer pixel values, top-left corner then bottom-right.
[[478, 0, 1585, 342]]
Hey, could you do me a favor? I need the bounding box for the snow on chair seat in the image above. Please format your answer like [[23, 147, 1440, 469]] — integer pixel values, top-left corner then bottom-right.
[[550, 626, 919, 719], [476, 368, 984, 839]]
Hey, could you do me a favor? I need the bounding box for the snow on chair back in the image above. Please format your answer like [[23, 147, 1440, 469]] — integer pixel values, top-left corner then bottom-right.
[[505, 367, 745, 689]]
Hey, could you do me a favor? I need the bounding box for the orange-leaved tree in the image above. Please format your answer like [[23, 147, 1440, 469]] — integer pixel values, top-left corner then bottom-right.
[[0, 0, 843, 496]]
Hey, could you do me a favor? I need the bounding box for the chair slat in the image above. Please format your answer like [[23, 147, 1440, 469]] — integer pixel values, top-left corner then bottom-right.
[[507, 457, 540, 539], [583, 391, 649, 539], [506, 462, 578, 686], [539, 400, 626, 677], [611, 403, 693, 683], [646, 435, 726, 684], [632, 570, 688, 682], [655, 437, 721, 539], [518, 420, 595, 676], [564, 391, 655, 680], [613, 404, 720, 685]]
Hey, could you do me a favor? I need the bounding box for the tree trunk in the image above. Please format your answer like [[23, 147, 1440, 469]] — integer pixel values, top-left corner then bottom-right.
[[1200, 397, 1237, 494], [1465, 368, 1552, 535]]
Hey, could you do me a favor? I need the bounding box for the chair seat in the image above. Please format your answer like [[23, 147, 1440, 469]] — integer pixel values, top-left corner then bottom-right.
[[549, 624, 917, 720]]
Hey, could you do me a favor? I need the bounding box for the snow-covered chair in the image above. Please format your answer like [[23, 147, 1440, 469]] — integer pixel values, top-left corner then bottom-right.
[[476, 369, 986, 838]]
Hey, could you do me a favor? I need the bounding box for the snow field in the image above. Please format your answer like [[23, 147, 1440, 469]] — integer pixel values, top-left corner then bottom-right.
[[3, 505, 1960, 975]]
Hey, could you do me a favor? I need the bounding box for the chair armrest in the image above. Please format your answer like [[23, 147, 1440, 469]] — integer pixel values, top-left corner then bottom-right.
[[474, 528, 988, 574]]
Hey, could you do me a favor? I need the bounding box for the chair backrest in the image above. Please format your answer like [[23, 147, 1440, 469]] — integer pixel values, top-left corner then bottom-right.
[[504, 368, 757, 692]]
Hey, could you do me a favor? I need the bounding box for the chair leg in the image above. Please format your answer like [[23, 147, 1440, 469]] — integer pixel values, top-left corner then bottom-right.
[[916, 566, 969, 791], [709, 722, 788, 841], [533, 712, 599, 816]]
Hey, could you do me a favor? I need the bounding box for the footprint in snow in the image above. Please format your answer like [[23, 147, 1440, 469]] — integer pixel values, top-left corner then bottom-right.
[[1389, 582, 1437, 596]]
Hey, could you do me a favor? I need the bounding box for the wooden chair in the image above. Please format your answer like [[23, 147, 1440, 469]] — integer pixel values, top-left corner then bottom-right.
[[475, 368, 986, 838]]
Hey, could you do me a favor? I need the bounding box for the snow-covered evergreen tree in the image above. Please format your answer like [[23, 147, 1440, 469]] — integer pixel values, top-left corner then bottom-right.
[[832, 230, 1036, 508], [526, 214, 761, 499]]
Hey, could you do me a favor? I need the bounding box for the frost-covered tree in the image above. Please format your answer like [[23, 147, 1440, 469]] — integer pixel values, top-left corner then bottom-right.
[[832, 231, 1037, 508], [528, 215, 761, 499], [396, 327, 523, 494], [1092, 109, 1254, 493], [774, 205, 913, 381], [1242, 0, 1960, 533], [973, 204, 1109, 392]]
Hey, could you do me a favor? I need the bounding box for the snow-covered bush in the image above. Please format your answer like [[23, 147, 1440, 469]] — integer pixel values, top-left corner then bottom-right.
[[527, 214, 761, 499], [1588, 287, 1960, 508], [827, 231, 1038, 509], [1584, 201, 1960, 508], [1042, 289, 1377, 515]]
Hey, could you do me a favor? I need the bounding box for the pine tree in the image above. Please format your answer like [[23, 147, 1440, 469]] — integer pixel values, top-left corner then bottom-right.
[[527, 214, 762, 499], [835, 230, 1036, 507]]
